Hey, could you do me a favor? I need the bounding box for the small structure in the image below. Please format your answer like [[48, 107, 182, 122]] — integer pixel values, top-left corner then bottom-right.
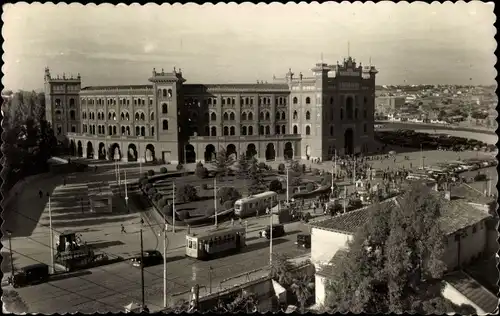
[[124, 302, 142, 313], [87, 182, 113, 213]]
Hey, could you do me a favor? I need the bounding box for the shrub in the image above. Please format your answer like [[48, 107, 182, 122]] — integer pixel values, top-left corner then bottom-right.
[[474, 173, 488, 182], [258, 162, 267, 170], [223, 200, 234, 210], [153, 192, 163, 202], [147, 170, 155, 177], [160, 167, 168, 174], [312, 168, 320, 176], [178, 210, 190, 221], [176, 184, 198, 203], [144, 183, 153, 192], [147, 187, 157, 197], [302, 164, 306, 173], [278, 163, 285, 172], [219, 187, 242, 204], [158, 197, 168, 208], [202, 183, 210, 190], [195, 166, 208, 179], [306, 183, 315, 192], [176, 163, 184, 171], [269, 179, 283, 192], [139, 178, 149, 188]]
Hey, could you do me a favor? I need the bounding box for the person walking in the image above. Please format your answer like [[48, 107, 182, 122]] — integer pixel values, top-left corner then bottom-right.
[[39, 189, 43, 199], [120, 224, 126, 234], [140, 218, 144, 226]]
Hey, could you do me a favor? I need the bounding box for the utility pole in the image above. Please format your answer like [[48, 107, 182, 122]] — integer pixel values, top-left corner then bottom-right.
[[269, 201, 273, 266], [163, 220, 168, 308], [209, 266, 213, 294], [343, 188, 347, 214], [286, 166, 289, 204], [118, 162, 121, 197], [47, 193, 55, 274], [140, 229, 146, 310], [353, 157, 356, 185], [420, 144, 424, 169], [124, 170, 129, 212], [172, 181, 176, 233], [7, 230, 15, 277], [214, 177, 218, 227]]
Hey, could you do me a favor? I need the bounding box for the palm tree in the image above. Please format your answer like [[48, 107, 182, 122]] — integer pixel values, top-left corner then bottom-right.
[[270, 253, 295, 287], [290, 272, 315, 313]]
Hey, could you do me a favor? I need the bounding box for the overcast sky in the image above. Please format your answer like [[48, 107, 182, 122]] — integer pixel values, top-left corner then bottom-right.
[[2, 2, 496, 91]]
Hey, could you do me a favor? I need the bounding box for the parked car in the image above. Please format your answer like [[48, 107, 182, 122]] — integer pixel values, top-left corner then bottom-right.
[[130, 250, 163, 268], [295, 234, 311, 249], [259, 224, 285, 239], [9, 263, 49, 288]]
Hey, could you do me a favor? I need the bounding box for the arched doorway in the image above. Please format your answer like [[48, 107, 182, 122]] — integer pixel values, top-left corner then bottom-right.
[[128, 144, 138, 162], [204, 144, 216, 162], [145, 144, 155, 162], [284, 142, 294, 160], [265, 143, 276, 161], [185, 144, 196, 163], [77, 141, 83, 157], [306, 145, 311, 160], [86, 142, 94, 159], [344, 128, 354, 155], [69, 140, 76, 156], [227, 144, 237, 160], [246, 144, 257, 159], [98, 143, 106, 160], [110, 143, 121, 161]]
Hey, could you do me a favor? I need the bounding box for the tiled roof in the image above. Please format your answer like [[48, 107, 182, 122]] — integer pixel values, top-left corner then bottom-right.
[[185, 83, 289, 92], [316, 250, 349, 278], [444, 270, 499, 314], [312, 194, 492, 237], [81, 85, 153, 91], [451, 183, 496, 206]]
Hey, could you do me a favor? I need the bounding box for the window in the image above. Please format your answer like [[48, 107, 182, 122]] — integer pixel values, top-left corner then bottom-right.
[[135, 113, 140, 121], [242, 126, 247, 135], [55, 99, 61, 107], [265, 126, 270, 135], [293, 111, 298, 120], [126, 113, 130, 121], [293, 125, 298, 134], [230, 126, 235, 135], [265, 112, 270, 120], [276, 125, 280, 134], [364, 109, 367, 119], [229, 112, 235, 121], [241, 112, 247, 121], [126, 126, 130, 135], [168, 89, 172, 98], [150, 112, 155, 121], [211, 126, 217, 136], [340, 109, 344, 120], [140, 113, 145, 121], [305, 97, 311, 104], [364, 96, 368, 105], [245, 97, 249, 105], [224, 126, 229, 136], [70, 110, 75, 120], [122, 126, 126, 135], [306, 126, 311, 135], [355, 108, 358, 119], [141, 126, 145, 136], [330, 125, 334, 136], [163, 89, 167, 97], [211, 112, 217, 121], [281, 125, 285, 134], [259, 125, 264, 135], [71, 125, 76, 133], [330, 97, 334, 105], [151, 126, 155, 136], [69, 98, 75, 107], [57, 125, 62, 135], [248, 112, 253, 120], [364, 124, 367, 134], [136, 126, 140, 136], [163, 120, 169, 130], [162, 103, 168, 114], [109, 126, 113, 136], [259, 112, 264, 120], [149, 99, 153, 106], [281, 112, 286, 120], [293, 97, 298, 104], [276, 112, 280, 120], [113, 126, 117, 135], [283, 98, 287, 105], [306, 111, 311, 120], [222, 98, 225, 105], [224, 112, 229, 120], [227, 98, 231, 105]]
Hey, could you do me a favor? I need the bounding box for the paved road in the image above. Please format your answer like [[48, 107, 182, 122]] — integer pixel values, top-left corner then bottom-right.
[[10, 220, 310, 313]]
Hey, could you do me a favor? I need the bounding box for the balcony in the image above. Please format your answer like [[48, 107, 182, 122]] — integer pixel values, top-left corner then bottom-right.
[[188, 133, 301, 142]]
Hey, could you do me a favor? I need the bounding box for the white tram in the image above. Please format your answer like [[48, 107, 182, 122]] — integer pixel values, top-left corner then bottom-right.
[[185, 226, 246, 260], [234, 191, 278, 218]]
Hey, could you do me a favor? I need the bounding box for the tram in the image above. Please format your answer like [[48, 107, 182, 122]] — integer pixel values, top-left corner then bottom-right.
[[185, 226, 246, 260], [234, 191, 278, 218]]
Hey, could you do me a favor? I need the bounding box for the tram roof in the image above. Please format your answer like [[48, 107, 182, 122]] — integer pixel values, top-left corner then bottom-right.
[[236, 191, 277, 203], [188, 226, 245, 239]]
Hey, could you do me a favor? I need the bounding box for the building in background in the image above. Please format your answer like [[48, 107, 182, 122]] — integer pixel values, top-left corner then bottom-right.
[[44, 56, 378, 164], [375, 96, 405, 115]]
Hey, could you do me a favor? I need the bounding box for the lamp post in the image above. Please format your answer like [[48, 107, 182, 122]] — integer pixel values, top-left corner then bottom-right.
[[47, 192, 55, 274], [286, 166, 289, 204], [124, 169, 129, 212], [7, 230, 15, 277], [214, 177, 218, 227], [163, 220, 169, 308], [172, 181, 176, 233]]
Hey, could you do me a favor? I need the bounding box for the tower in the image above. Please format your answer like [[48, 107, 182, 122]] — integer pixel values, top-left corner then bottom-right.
[[308, 62, 330, 160], [148, 67, 186, 164], [44, 67, 82, 140]]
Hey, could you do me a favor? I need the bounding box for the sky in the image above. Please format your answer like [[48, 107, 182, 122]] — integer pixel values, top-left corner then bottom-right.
[[2, 1, 496, 91]]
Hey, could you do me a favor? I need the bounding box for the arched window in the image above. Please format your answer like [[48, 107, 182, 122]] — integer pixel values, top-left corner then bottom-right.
[[70, 110, 75, 120], [126, 113, 130, 121], [229, 112, 235, 121], [223, 112, 229, 121], [69, 98, 75, 107], [113, 113, 116, 120], [150, 112, 155, 121], [305, 97, 311, 104], [340, 109, 344, 120], [163, 89, 167, 97], [241, 112, 247, 121], [281, 112, 286, 120], [330, 97, 334, 105], [168, 89, 172, 98], [163, 120, 169, 130], [208, 98, 212, 105], [211, 126, 217, 136], [259, 112, 264, 120], [364, 123, 368, 134], [242, 126, 247, 135], [265, 112, 270, 120], [162, 103, 168, 114], [140, 113, 145, 121], [281, 125, 286, 134], [113, 126, 117, 135], [121, 126, 126, 135], [126, 126, 130, 135], [293, 97, 298, 104], [293, 111, 298, 120], [306, 126, 311, 135], [222, 98, 226, 105], [157, 89, 162, 97], [135, 113, 140, 121], [248, 126, 253, 135], [211, 113, 217, 121], [267, 97, 271, 105], [364, 109, 367, 119], [136, 126, 140, 136], [245, 97, 249, 105], [227, 98, 231, 105], [141, 126, 146, 136], [248, 112, 253, 121], [224, 126, 229, 136], [330, 125, 334, 136], [276, 112, 280, 120], [283, 98, 287, 105], [265, 126, 270, 135], [121, 113, 125, 120], [354, 109, 358, 119], [275, 125, 280, 134], [151, 127, 155, 136], [230, 126, 235, 135], [306, 111, 311, 120], [259, 125, 264, 135], [293, 125, 298, 134], [55, 99, 61, 107], [109, 126, 113, 135]]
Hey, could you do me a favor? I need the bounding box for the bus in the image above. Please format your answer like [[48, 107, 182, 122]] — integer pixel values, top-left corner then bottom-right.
[[185, 226, 246, 260], [234, 191, 278, 218]]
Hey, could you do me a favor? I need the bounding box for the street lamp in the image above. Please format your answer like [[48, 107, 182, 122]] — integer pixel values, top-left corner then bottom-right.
[[6, 230, 15, 277], [47, 192, 55, 274]]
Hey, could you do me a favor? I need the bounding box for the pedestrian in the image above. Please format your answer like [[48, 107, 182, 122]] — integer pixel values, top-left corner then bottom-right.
[[140, 218, 144, 226], [63, 177, 66, 186], [39, 190, 43, 199], [120, 224, 126, 234], [231, 218, 234, 226], [239, 218, 242, 225]]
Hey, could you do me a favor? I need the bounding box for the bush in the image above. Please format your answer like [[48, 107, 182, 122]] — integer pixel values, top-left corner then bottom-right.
[[223, 200, 234, 210], [195, 166, 208, 179], [178, 210, 190, 221], [147, 170, 155, 177], [306, 183, 315, 192], [474, 173, 488, 182], [278, 163, 285, 173], [176, 184, 198, 203], [312, 168, 320, 176], [153, 192, 163, 202], [302, 164, 306, 173], [144, 183, 153, 192], [160, 167, 168, 174], [202, 183, 210, 190], [219, 187, 242, 204], [176, 163, 184, 171], [269, 179, 283, 192], [139, 178, 149, 188], [258, 162, 267, 170], [147, 187, 157, 197], [158, 197, 168, 208]]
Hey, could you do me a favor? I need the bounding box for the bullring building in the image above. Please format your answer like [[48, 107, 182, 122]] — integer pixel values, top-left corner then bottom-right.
[[44, 56, 378, 164]]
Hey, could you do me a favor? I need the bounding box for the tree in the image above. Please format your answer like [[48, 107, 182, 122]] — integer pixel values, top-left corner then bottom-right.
[[270, 253, 295, 287], [195, 162, 208, 179], [237, 154, 250, 179], [290, 272, 315, 313], [2, 290, 28, 313], [248, 158, 267, 195], [269, 179, 283, 193], [306, 183, 315, 192], [219, 187, 242, 204], [325, 183, 447, 314], [176, 184, 198, 203]]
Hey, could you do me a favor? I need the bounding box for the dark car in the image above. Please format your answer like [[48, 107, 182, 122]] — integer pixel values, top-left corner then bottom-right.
[[130, 250, 163, 267], [9, 263, 50, 288], [259, 224, 285, 239], [296, 234, 311, 249]]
